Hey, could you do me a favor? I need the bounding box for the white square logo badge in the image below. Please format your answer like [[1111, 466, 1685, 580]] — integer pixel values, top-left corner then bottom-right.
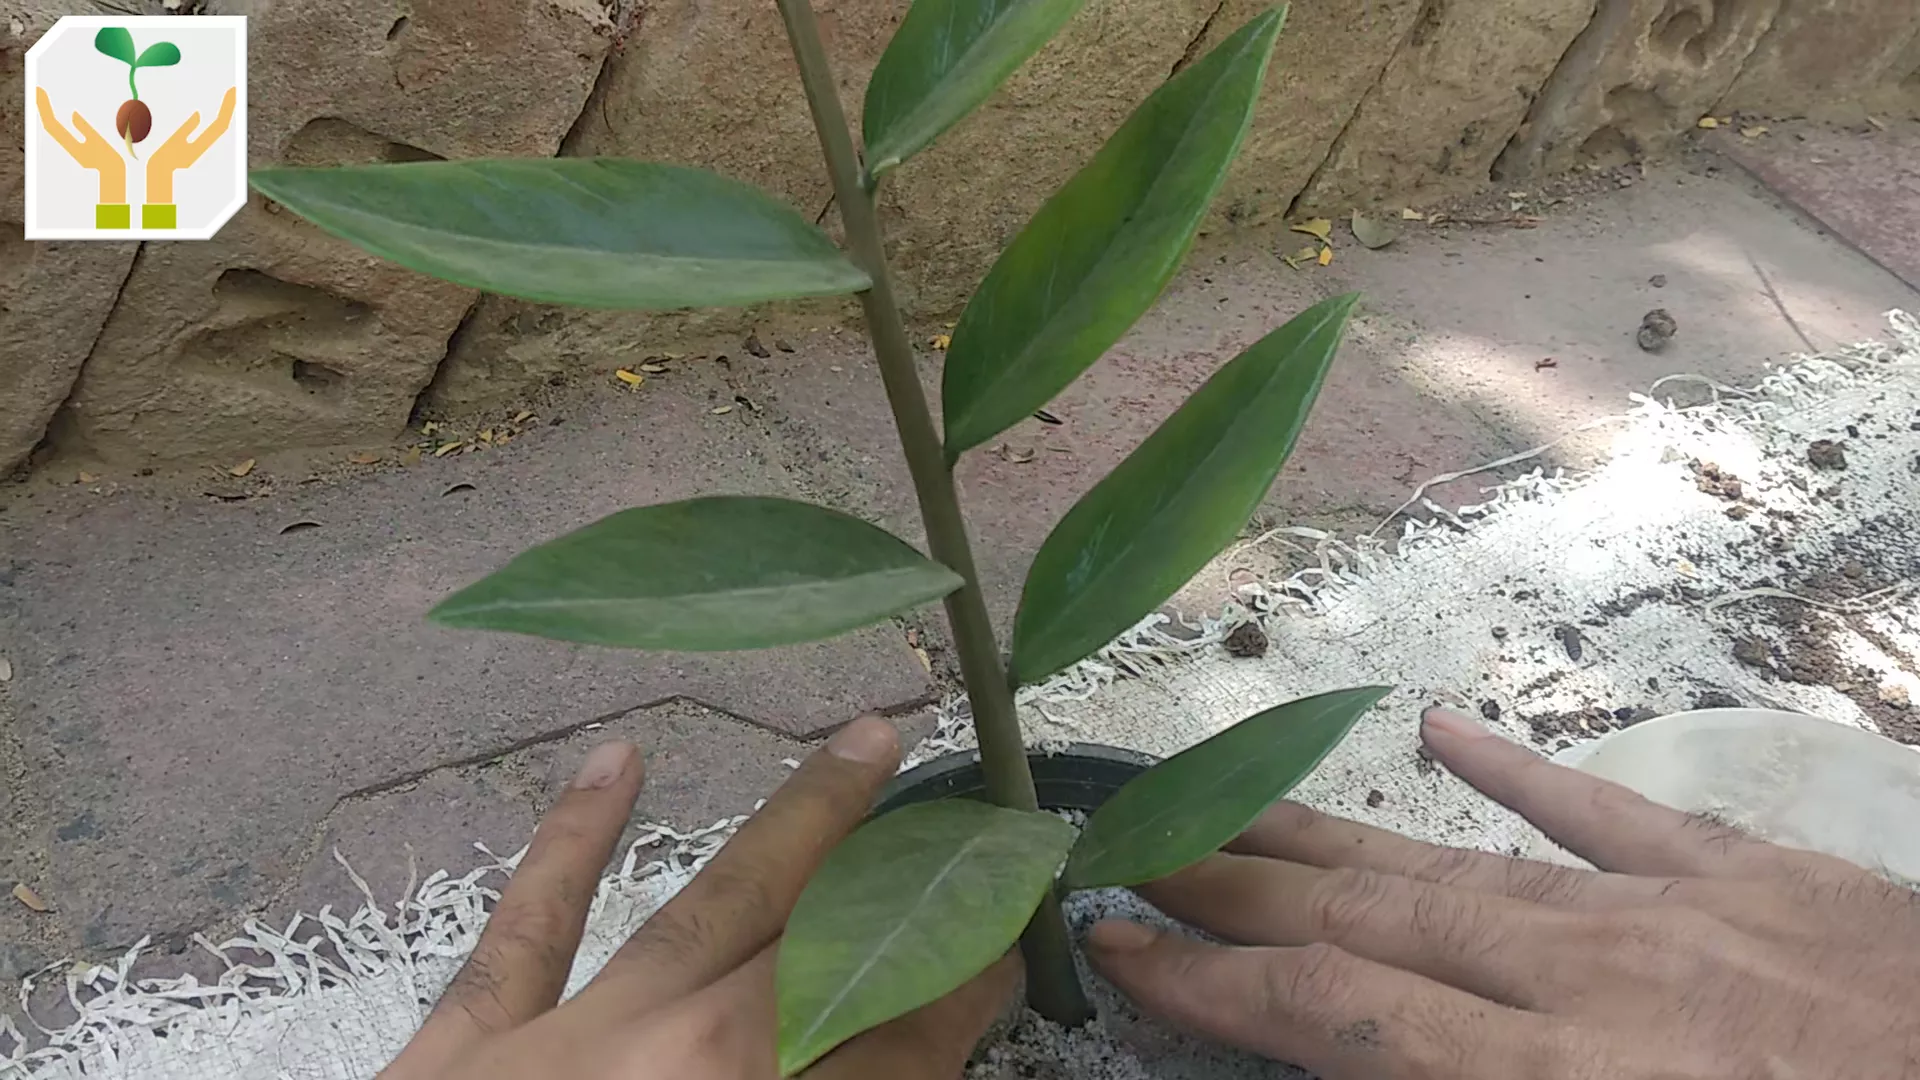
[[24, 15, 247, 240]]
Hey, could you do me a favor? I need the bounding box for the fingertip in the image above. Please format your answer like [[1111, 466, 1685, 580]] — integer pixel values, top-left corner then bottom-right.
[[570, 740, 641, 791], [1087, 918, 1160, 956], [824, 714, 899, 767]]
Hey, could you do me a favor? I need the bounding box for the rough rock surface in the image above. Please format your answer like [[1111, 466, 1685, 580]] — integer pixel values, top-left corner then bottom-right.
[[45, 0, 610, 465], [1300, 0, 1598, 212], [1717, 0, 1920, 121], [1496, 0, 1783, 179]]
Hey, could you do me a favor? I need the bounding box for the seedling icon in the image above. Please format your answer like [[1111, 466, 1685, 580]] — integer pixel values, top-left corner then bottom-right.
[[94, 26, 180, 159]]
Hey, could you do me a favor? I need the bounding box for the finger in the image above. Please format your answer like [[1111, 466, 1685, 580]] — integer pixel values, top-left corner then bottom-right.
[[583, 715, 901, 1014], [34, 90, 82, 155], [190, 90, 237, 151], [1231, 800, 1678, 909], [807, 952, 1021, 1079], [398, 742, 644, 1068], [70, 111, 111, 146], [1137, 853, 1565, 1008], [1087, 922, 1574, 1080], [1421, 708, 1822, 880]]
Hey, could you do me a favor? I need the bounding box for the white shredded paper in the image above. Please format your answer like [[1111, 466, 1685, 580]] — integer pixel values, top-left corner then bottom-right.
[[7, 313, 1918, 1079]]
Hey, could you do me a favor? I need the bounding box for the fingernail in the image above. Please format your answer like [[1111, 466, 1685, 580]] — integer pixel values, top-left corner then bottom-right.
[[571, 742, 634, 790], [1422, 707, 1491, 741], [826, 716, 897, 764], [1087, 920, 1159, 954]]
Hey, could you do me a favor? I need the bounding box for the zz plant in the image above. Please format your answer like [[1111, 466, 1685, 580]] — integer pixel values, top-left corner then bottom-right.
[[252, 0, 1389, 1072]]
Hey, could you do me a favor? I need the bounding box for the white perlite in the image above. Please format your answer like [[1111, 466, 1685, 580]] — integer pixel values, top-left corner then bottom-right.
[[7, 313, 1917, 1080]]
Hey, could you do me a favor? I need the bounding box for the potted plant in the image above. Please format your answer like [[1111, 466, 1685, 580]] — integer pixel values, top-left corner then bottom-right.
[[251, 0, 1388, 1072]]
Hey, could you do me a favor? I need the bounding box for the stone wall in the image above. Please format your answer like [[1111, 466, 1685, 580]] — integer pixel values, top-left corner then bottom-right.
[[4, 0, 1916, 472]]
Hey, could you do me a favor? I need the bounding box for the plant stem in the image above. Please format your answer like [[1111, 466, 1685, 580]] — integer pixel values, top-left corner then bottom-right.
[[773, 0, 1091, 1027]]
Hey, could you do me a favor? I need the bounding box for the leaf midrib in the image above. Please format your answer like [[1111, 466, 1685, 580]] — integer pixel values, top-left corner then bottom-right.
[[794, 827, 994, 1052], [953, 26, 1267, 437], [1026, 300, 1345, 654], [440, 564, 955, 618]]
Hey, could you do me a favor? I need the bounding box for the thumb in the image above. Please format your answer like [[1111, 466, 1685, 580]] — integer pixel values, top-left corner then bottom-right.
[[806, 951, 1021, 1079]]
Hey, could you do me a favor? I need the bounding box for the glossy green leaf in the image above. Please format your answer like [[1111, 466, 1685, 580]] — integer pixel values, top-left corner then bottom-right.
[[777, 800, 1075, 1076], [1065, 685, 1390, 889], [94, 27, 136, 65], [248, 159, 871, 310], [135, 42, 181, 68], [429, 496, 961, 651], [940, 7, 1285, 457], [1011, 292, 1356, 683], [863, 0, 1091, 176]]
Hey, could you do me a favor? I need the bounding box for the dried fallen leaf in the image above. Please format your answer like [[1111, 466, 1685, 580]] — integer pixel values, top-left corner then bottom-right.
[[930, 333, 952, 350], [614, 369, 645, 388], [1740, 125, 1768, 138], [711, 405, 734, 415], [745, 333, 771, 358], [1504, 190, 1528, 199], [1400, 207, 1425, 221], [1316, 246, 1333, 267], [1348, 210, 1400, 250], [1290, 218, 1333, 242], [997, 444, 1036, 464], [0, 656, 11, 682], [76, 471, 99, 484], [1282, 244, 1319, 270], [478, 429, 495, 444], [229, 459, 256, 478], [442, 482, 476, 496], [1696, 116, 1720, 129], [511, 409, 535, 424], [401, 447, 423, 466], [279, 520, 322, 535], [1866, 115, 1886, 130], [1535, 357, 1558, 371], [347, 452, 382, 465], [912, 645, 932, 673], [1032, 409, 1063, 425], [434, 442, 464, 457], [12, 884, 49, 913], [638, 362, 668, 374]]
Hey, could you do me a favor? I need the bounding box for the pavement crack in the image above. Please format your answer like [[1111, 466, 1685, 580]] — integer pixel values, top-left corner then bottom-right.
[[1168, 0, 1227, 79]]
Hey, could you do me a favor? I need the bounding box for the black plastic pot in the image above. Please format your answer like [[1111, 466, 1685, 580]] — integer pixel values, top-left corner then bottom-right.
[[874, 743, 1158, 817]]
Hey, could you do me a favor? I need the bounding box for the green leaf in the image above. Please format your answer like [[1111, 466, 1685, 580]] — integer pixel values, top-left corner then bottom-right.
[[135, 42, 182, 68], [940, 7, 1286, 457], [1011, 292, 1356, 683], [248, 159, 871, 310], [862, 0, 1091, 176], [1065, 685, 1390, 889], [94, 27, 136, 65], [429, 496, 961, 651], [777, 800, 1075, 1076]]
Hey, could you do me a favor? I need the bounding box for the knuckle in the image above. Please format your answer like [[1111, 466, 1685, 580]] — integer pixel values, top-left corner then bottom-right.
[[1588, 906, 1725, 983], [1306, 867, 1394, 940], [1275, 941, 1360, 1008], [1412, 844, 1486, 888]]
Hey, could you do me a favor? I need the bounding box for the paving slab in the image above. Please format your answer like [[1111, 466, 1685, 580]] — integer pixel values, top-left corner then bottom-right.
[[1715, 120, 1920, 294], [0, 363, 931, 955]]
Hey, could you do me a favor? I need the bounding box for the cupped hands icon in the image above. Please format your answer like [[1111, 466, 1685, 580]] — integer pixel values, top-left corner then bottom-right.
[[34, 82, 236, 231]]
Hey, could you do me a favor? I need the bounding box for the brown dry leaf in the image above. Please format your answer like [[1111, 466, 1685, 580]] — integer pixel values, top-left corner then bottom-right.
[[1316, 246, 1333, 267], [434, 442, 464, 457], [638, 362, 669, 374], [76, 471, 99, 484], [614, 369, 645, 388], [12, 883, 50, 913], [1400, 207, 1425, 221], [710, 405, 734, 415], [478, 429, 495, 443], [912, 645, 932, 673], [421, 421, 442, 436], [0, 656, 11, 682], [511, 409, 535, 424], [401, 447, 423, 466], [1696, 116, 1720, 129], [1282, 244, 1319, 270], [1349, 210, 1400, 250], [1866, 115, 1887, 131], [1290, 218, 1332, 242], [996, 444, 1036, 464], [1740, 125, 1769, 138], [930, 333, 952, 350], [228, 459, 256, 478], [347, 452, 382, 465]]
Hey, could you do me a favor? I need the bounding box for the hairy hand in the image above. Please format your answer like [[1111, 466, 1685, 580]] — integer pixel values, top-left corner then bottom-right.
[[1089, 707, 1920, 1079], [381, 716, 1017, 1079]]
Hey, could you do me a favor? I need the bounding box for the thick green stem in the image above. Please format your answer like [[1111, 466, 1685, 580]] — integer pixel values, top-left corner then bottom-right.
[[773, 0, 1091, 1027]]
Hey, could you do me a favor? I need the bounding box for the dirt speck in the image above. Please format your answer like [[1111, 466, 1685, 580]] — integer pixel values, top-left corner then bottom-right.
[[1333, 1020, 1382, 1050], [1364, 789, 1385, 808], [1732, 636, 1771, 668], [1694, 690, 1742, 709], [1223, 623, 1268, 658], [1880, 683, 1911, 710], [1555, 624, 1584, 662], [744, 333, 771, 359], [1478, 699, 1501, 722], [1807, 440, 1847, 470], [1490, 625, 1509, 640], [1689, 460, 1743, 500]]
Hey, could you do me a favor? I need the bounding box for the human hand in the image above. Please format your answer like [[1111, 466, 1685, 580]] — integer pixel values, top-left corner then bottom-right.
[[1089, 707, 1920, 1079], [145, 86, 236, 207], [381, 716, 1018, 1079], [34, 87, 128, 206]]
